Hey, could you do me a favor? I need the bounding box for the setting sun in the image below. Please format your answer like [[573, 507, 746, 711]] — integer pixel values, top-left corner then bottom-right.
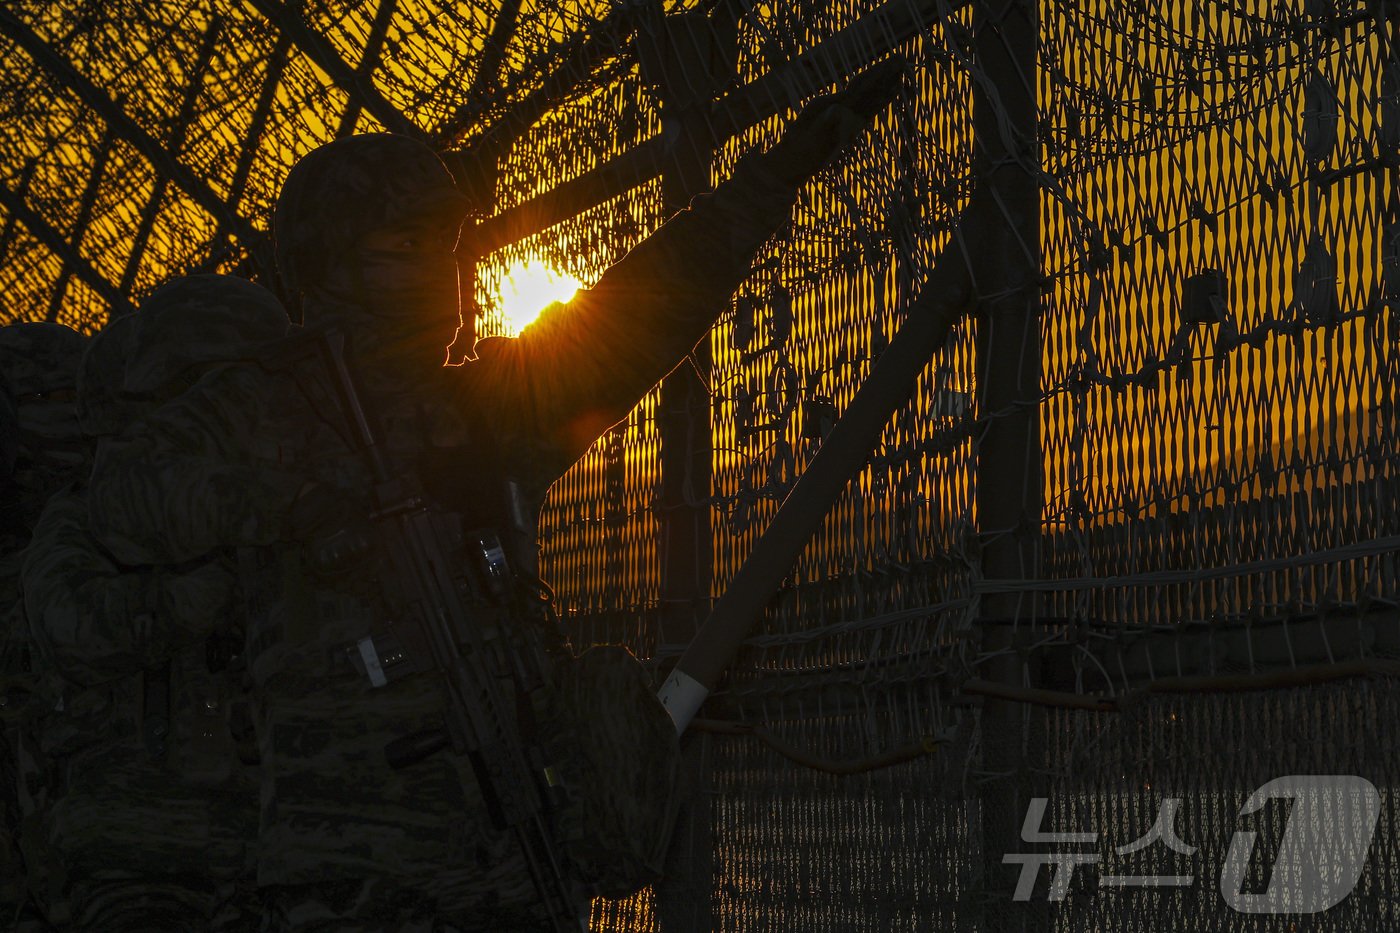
[[498, 261, 583, 335]]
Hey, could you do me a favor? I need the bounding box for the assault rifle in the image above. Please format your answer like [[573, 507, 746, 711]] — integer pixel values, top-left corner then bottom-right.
[[289, 325, 585, 931]]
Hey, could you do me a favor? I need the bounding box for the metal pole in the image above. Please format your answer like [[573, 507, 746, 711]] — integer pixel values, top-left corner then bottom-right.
[[46, 128, 114, 322], [968, 0, 1043, 927], [647, 9, 724, 931], [334, 0, 400, 138]]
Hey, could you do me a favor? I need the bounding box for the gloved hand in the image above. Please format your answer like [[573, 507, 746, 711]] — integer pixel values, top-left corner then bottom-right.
[[288, 482, 377, 578], [753, 57, 907, 192]]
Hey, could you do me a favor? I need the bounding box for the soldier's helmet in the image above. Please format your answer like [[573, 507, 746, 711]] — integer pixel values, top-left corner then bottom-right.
[[0, 321, 87, 400], [273, 134, 469, 303], [76, 314, 140, 438], [124, 274, 290, 394]]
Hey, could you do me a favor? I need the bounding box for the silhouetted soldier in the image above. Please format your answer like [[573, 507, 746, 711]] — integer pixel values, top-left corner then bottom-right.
[[89, 64, 901, 930], [16, 276, 290, 929], [0, 320, 87, 925]]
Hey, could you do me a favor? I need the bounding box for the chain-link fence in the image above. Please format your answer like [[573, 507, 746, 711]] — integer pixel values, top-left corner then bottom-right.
[[1, 0, 1397, 928], [519, 1, 1400, 929]]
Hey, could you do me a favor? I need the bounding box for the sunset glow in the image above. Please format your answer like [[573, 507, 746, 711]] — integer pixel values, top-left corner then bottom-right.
[[497, 261, 582, 335]]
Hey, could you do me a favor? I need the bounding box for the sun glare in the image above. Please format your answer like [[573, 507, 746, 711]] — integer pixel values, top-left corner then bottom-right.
[[498, 261, 582, 335]]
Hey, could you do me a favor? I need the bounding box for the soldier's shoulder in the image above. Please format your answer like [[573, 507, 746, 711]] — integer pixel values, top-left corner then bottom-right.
[[125, 274, 288, 394], [0, 321, 88, 396], [142, 362, 282, 434]]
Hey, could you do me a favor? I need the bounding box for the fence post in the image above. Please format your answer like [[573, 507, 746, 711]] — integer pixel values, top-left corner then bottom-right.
[[641, 6, 728, 932], [969, 0, 1045, 928]]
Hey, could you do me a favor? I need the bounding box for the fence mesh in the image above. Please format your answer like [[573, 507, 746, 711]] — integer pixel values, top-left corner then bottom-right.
[[0, 0, 1397, 929]]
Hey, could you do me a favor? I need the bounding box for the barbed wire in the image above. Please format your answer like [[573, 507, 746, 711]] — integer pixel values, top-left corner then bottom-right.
[[0, 4, 1397, 923]]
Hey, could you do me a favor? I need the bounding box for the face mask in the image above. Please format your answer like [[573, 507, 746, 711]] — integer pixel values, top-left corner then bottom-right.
[[313, 247, 461, 345], [354, 247, 461, 318]]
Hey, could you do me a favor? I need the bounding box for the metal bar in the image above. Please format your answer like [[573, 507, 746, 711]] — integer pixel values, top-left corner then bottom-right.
[[46, 127, 116, 321], [244, 0, 423, 139], [228, 35, 291, 210], [968, 0, 1042, 924], [655, 3, 721, 665], [657, 199, 981, 732], [194, 32, 292, 277], [0, 156, 38, 269], [1035, 604, 1400, 700], [466, 0, 953, 256], [0, 8, 260, 245], [972, 657, 1400, 709], [119, 15, 223, 294], [960, 679, 1118, 712], [436, 3, 637, 152], [461, 133, 663, 255], [118, 191, 166, 295], [1141, 658, 1400, 694], [0, 181, 133, 316], [651, 8, 724, 932], [706, 598, 1400, 712], [456, 0, 520, 123], [334, 0, 398, 138]]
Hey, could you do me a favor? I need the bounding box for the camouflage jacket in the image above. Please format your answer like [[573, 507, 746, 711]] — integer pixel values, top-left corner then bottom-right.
[[77, 159, 790, 918], [23, 486, 238, 688], [89, 364, 306, 567], [91, 159, 795, 561]]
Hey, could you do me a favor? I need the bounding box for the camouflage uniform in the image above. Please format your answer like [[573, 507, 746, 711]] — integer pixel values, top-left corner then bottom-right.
[[0, 388, 23, 926], [90, 277, 302, 568], [0, 321, 88, 925], [0, 384, 15, 484], [0, 322, 89, 613], [16, 278, 291, 930], [0, 321, 91, 655], [24, 314, 240, 686], [89, 75, 891, 929], [0, 323, 90, 540]]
